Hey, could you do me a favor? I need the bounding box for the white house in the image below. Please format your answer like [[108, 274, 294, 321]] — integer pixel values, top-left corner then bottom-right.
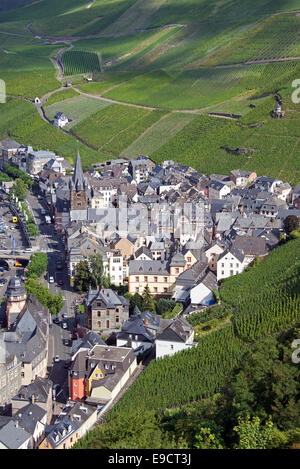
[[217, 246, 246, 281], [205, 241, 225, 273], [53, 112, 69, 128], [156, 317, 195, 359], [208, 180, 231, 199], [190, 271, 217, 306]]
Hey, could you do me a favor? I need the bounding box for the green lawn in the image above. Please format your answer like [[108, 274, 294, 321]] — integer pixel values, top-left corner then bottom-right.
[[44, 94, 112, 128]]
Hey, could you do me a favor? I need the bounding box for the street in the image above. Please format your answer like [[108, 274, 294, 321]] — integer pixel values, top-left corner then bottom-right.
[[26, 191, 82, 407]]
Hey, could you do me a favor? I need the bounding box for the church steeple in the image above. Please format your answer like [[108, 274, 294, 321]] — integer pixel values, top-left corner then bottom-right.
[[72, 150, 85, 192], [70, 150, 88, 212]]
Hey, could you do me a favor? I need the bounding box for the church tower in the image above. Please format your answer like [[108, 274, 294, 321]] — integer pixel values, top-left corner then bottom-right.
[[6, 277, 27, 329], [70, 151, 88, 211]]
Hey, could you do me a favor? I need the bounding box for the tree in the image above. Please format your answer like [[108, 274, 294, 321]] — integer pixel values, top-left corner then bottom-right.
[[74, 260, 91, 293], [89, 254, 104, 288], [10, 178, 28, 201], [26, 252, 48, 278], [233, 415, 274, 449], [283, 215, 300, 235], [141, 285, 156, 312]]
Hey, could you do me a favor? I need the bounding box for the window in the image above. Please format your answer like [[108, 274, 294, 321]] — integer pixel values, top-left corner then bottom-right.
[[106, 320, 109, 329], [154, 287, 158, 293], [135, 276, 139, 282], [164, 277, 168, 283], [144, 276, 148, 282], [154, 276, 158, 282], [187, 257, 191, 262], [175, 268, 179, 274], [164, 287, 168, 293], [116, 316, 119, 323], [97, 311, 101, 317]]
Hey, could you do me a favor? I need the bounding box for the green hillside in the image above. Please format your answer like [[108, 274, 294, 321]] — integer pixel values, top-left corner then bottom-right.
[[1, 0, 300, 175], [75, 238, 300, 449]]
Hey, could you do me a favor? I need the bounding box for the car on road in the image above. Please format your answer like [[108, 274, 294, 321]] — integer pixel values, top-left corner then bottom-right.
[[54, 355, 60, 362], [62, 322, 67, 329], [49, 276, 54, 283], [62, 313, 68, 318], [63, 339, 72, 347], [53, 317, 60, 324], [58, 280, 63, 286]]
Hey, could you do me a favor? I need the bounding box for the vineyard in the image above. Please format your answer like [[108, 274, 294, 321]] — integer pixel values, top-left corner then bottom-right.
[[62, 49, 102, 76], [220, 238, 300, 341], [71, 103, 166, 154], [108, 324, 248, 414], [200, 13, 300, 66]]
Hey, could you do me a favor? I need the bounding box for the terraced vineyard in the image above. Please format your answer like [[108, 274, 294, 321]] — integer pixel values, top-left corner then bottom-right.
[[199, 13, 300, 66], [71, 103, 167, 154], [62, 49, 102, 76]]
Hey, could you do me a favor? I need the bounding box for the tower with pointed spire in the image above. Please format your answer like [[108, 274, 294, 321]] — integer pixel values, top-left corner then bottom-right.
[[70, 150, 88, 212]]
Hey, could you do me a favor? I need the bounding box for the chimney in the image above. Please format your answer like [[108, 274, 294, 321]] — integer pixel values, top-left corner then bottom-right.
[[143, 318, 149, 327], [31, 394, 35, 404]]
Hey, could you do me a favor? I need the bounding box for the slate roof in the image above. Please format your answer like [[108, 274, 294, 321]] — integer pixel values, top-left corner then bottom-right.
[[231, 235, 267, 256], [12, 377, 52, 405], [129, 260, 170, 276], [0, 420, 31, 449], [14, 403, 46, 435], [157, 317, 193, 343], [85, 287, 129, 309]]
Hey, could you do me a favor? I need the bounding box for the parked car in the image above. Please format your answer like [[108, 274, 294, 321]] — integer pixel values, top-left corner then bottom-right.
[[64, 360, 72, 369], [63, 339, 72, 347], [0, 278, 7, 286], [62, 322, 67, 329], [53, 317, 60, 324], [54, 355, 60, 362], [49, 276, 54, 283]]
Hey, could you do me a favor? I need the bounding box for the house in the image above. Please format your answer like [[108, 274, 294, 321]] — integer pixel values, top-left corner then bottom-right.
[[208, 179, 231, 199], [53, 112, 69, 128], [230, 169, 257, 186], [83, 287, 129, 333], [253, 176, 283, 193], [171, 261, 208, 302], [13, 402, 47, 448], [190, 271, 218, 306], [128, 254, 188, 297], [0, 138, 22, 169], [11, 377, 53, 423], [155, 317, 195, 359], [0, 419, 32, 449], [1, 278, 50, 386], [134, 246, 153, 261], [0, 341, 21, 412], [129, 156, 153, 184], [27, 150, 57, 175], [68, 345, 137, 405], [205, 241, 226, 273], [116, 311, 171, 354], [39, 401, 98, 450], [217, 246, 246, 281], [231, 235, 268, 263]]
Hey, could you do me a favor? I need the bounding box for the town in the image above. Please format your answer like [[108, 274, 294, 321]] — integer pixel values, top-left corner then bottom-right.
[[0, 136, 299, 449]]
